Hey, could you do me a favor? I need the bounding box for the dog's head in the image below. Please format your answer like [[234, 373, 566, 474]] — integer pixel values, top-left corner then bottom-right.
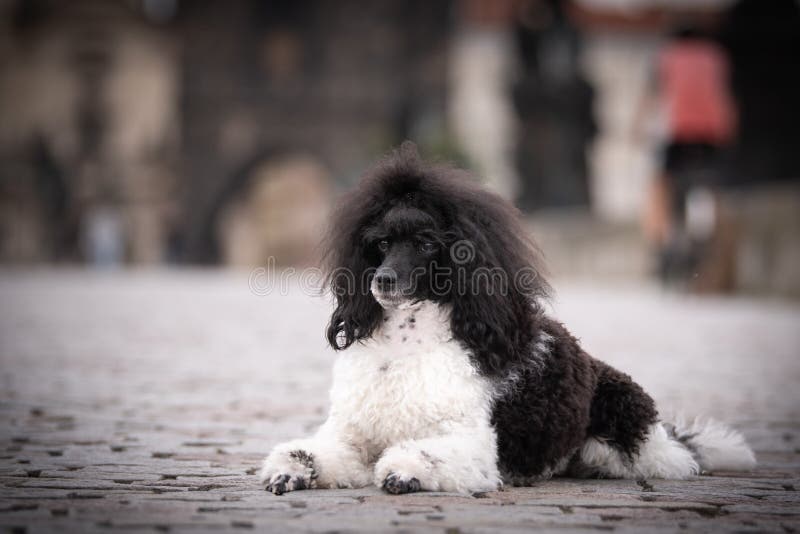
[[362, 195, 447, 308], [323, 142, 549, 374]]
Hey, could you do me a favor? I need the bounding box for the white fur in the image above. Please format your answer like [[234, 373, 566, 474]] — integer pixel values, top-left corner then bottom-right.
[[669, 416, 757, 472], [262, 301, 755, 493], [578, 417, 756, 479], [259, 421, 373, 489], [580, 423, 699, 479], [261, 300, 501, 494]]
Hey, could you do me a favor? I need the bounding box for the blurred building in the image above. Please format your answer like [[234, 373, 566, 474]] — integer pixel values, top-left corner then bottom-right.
[[0, 0, 181, 264], [0, 0, 451, 265], [0, 0, 798, 296]]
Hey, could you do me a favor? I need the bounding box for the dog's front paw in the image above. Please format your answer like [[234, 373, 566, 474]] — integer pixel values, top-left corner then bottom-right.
[[382, 472, 421, 495], [265, 472, 311, 495], [374, 446, 430, 494], [260, 449, 317, 495]]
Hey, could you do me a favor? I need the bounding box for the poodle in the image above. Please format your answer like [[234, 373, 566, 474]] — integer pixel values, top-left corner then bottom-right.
[[260, 142, 755, 495]]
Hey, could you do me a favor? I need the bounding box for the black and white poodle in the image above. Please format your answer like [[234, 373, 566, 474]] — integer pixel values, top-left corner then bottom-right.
[[260, 142, 755, 495]]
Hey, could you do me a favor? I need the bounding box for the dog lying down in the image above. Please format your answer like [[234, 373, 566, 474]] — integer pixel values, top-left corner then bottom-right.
[[260, 142, 755, 495]]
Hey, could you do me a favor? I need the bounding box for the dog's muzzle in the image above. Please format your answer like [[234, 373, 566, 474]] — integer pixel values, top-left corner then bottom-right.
[[371, 267, 411, 308]]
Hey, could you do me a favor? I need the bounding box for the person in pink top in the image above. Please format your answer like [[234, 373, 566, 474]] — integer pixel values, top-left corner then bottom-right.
[[660, 33, 736, 147], [639, 26, 738, 288]]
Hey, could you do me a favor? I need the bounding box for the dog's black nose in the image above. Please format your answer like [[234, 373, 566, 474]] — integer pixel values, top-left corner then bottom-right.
[[374, 269, 397, 291]]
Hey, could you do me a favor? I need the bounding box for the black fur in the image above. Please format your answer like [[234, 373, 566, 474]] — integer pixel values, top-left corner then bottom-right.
[[492, 318, 657, 481], [323, 142, 550, 376], [322, 142, 659, 481], [491, 319, 595, 480], [587, 357, 658, 457]]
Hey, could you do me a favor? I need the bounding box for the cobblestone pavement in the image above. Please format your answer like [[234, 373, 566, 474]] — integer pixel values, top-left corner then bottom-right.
[[1, 270, 798, 533]]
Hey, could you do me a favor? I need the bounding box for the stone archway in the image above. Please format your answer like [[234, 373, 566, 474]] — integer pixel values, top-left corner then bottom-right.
[[213, 154, 332, 267]]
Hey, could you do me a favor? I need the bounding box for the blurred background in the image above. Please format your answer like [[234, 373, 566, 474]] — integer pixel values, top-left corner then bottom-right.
[[1, 0, 799, 297]]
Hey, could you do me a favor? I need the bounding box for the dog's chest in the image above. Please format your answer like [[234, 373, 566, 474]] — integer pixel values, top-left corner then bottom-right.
[[329, 303, 491, 450]]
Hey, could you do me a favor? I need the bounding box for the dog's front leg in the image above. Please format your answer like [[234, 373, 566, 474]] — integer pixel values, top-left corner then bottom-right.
[[374, 426, 501, 495], [260, 420, 371, 495]]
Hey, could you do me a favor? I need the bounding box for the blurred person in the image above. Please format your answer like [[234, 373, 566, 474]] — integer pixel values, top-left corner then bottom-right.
[[513, 0, 596, 211], [635, 25, 737, 289]]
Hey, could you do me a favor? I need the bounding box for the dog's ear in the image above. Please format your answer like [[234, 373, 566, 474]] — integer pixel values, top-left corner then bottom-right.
[[321, 141, 427, 350], [445, 204, 547, 375], [325, 243, 383, 350], [322, 177, 385, 351]]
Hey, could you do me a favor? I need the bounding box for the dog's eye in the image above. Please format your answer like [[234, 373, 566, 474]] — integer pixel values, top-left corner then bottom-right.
[[377, 240, 390, 253], [418, 241, 438, 253]]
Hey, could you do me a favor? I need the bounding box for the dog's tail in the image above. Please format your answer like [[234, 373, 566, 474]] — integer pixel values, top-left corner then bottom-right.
[[663, 416, 756, 473]]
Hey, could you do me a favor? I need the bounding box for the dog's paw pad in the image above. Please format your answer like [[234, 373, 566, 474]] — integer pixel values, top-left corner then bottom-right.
[[265, 473, 311, 495], [382, 472, 421, 495], [260, 448, 317, 493]]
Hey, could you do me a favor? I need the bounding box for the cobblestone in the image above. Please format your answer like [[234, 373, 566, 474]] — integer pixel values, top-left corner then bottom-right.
[[0, 270, 798, 532]]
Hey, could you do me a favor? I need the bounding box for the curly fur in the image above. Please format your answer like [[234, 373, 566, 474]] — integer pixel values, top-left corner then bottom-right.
[[260, 142, 755, 495], [323, 142, 549, 376]]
